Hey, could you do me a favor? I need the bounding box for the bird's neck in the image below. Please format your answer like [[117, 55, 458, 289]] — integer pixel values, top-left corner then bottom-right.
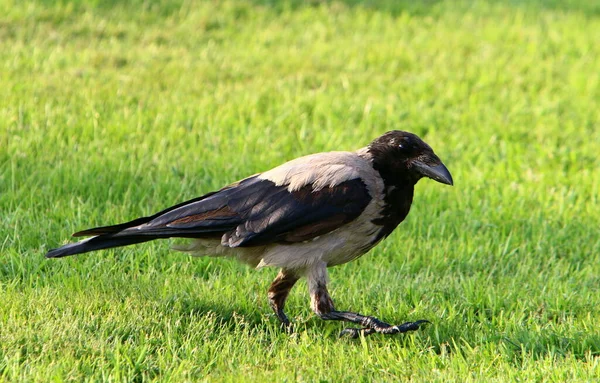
[[371, 182, 415, 242], [357, 145, 418, 241]]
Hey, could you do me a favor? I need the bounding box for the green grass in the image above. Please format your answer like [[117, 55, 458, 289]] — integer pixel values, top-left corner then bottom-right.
[[1, 0, 599, 381]]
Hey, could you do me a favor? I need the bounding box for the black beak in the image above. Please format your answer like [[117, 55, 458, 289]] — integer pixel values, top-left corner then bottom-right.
[[413, 161, 453, 186]]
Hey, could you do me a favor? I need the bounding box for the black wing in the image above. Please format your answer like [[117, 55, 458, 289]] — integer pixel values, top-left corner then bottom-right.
[[117, 175, 372, 246], [221, 177, 372, 247], [46, 175, 371, 258]]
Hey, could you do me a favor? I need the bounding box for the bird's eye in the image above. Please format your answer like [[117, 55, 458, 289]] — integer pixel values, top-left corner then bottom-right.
[[398, 139, 410, 150], [398, 136, 415, 150]]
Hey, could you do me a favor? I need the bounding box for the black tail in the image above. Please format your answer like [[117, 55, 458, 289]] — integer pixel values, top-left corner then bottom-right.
[[45, 188, 231, 259], [45, 235, 155, 258]]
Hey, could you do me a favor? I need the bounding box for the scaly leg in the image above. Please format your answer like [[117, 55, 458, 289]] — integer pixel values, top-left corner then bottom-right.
[[306, 262, 429, 338], [268, 269, 299, 327]]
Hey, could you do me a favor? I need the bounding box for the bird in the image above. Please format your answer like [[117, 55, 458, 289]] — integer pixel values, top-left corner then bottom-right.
[[46, 130, 453, 338]]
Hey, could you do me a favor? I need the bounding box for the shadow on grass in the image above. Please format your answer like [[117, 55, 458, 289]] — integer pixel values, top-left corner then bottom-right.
[[295, 305, 600, 362], [249, 0, 443, 17], [166, 294, 269, 332], [28, 0, 600, 18], [423, 319, 600, 364], [503, 330, 600, 362], [250, 0, 600, 17]]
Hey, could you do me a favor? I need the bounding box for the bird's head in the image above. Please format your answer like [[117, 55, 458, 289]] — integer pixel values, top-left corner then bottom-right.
[[367, 130, 453, 187]]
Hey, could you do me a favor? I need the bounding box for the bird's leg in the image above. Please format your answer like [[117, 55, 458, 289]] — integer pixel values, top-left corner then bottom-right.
[[307, 263, 429, 338], [268, 269, 300, 327]]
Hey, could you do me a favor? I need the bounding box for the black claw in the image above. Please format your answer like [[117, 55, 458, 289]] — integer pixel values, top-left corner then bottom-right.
[[395, 319, 431, 332], [340, 327, 374, 338], [340, 328, 377, 339], [278, 319, 294, 334], [410, 319, 431, 329], [338, 327, 378, 338], [339, 320, 431, 338], [339, 327, 360, 338]]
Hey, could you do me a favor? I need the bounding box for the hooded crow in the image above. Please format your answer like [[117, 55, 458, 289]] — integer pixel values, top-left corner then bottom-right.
[[46, 130, 453, 338]]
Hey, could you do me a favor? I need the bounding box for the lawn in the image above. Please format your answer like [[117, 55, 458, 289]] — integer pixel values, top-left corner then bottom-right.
[[1, 0, 599, 381]]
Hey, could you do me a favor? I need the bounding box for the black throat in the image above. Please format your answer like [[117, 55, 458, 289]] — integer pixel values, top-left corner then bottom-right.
[[368, 146, 419, 242], [371, 181, 415, 242]]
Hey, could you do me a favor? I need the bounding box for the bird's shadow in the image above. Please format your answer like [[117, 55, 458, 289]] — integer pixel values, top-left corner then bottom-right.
[[170, 295, 600, 364], [245, 0, 600, 18], [410, 316, 600, 365], [162, 293, 277, 334], [30, 0, 600, 21]]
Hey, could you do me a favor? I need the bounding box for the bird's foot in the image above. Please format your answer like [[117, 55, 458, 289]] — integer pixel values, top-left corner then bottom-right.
[[279, 320, 295, 335], [274, 313, 296, 334], [339, 320, 430, 338]]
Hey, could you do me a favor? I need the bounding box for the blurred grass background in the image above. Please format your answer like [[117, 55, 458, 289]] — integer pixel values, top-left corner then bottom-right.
[[1, 0, 599, 381]]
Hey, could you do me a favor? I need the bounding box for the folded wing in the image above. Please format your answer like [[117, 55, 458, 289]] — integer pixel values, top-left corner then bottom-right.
[[114, 175, 372, 247], [47, 174, 372, 258]]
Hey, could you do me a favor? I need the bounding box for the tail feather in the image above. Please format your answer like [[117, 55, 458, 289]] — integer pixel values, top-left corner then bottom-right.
[[46, 189, 232, 258], [45, 235, 155, 258], [72, 191, 222, 237], [72, 218, 151, 237]]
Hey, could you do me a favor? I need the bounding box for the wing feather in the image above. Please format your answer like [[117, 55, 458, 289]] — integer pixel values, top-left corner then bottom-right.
[[72, 154, 375, 249], [106, 176, 371, 247], [222, 178, 371, 247]]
